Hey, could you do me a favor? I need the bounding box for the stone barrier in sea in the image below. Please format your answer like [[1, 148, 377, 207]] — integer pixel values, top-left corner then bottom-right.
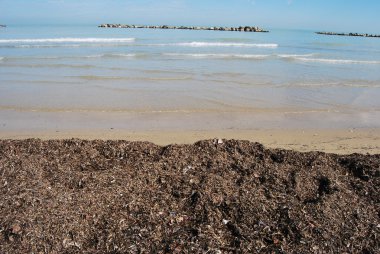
[[316, 31, 380, 38], [98, 24, 269, 32]]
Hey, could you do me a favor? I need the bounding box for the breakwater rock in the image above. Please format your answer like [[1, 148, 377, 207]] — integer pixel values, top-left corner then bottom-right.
[[0, 25, 6, 28], [99, 24, 269, 32], [316, 31, 380, 38]]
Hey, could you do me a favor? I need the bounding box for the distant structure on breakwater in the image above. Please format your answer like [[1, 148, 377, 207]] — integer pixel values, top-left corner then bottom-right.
[[0, 25, 6, 28], [98, 24, 269, 33], [316, 31, 380, 38]]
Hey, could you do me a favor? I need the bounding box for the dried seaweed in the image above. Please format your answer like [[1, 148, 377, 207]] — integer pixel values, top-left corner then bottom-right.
[[0, 139, 379, 253]]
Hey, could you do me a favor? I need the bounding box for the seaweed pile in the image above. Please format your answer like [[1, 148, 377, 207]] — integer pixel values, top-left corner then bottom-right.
[[0, 139, 379, 253]]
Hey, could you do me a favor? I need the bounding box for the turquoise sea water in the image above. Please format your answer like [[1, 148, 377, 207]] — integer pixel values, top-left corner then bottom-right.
[[1, 25, 380, 130]]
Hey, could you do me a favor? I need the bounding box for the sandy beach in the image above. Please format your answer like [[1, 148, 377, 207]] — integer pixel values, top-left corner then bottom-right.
[[1, 128, 380, 154], [1, 107, 380, 154], [1, 6, 380, 251]]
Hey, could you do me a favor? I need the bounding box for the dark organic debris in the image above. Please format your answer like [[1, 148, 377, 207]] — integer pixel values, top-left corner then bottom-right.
[[0, 139, 379, 253]]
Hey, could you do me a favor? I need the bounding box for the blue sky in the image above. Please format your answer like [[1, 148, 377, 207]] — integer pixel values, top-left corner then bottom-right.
[[1, 0, 379, 32]]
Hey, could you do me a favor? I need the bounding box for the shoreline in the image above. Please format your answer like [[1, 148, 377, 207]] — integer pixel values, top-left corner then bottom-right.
[[1, 128, 379, 154]]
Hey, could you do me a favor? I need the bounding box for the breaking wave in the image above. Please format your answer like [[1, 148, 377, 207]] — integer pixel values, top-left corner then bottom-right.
[[278, 54, 380, 64], [163, 53, 270, 59], [1, 54, 140, 61], [1, 44, 136, 48], [2, 51, 378, 65], [0, 38, 136, 43], [278, 54, 317, 58], [86, 53, 138, 58], [293, 57, 380, 64], [171, 42, 278, 48]]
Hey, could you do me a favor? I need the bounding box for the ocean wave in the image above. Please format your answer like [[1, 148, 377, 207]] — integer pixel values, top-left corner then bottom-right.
[[278, 82, 380, 88], [294, 57, 380, 64], [3, 63, 97, 69], [66, 53, 138, 59], [74, 75, 131, 81], [2, 53, 140, 61], [278, 53, 317, 58], [163, 53, 270, 59], [276, 54, 380, 64], [3, 50, 378, 66], [171, 42, 278, 48], [5, 43, 137, 49], [89, 53, 138, 58], [0, 38, 136, 43], [14, 44, 83, 48], [73, 75, 192, 81]]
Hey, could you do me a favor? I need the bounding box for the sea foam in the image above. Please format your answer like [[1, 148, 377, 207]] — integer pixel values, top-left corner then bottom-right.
[[0, 38, 136, 43], [277, 54, 317, 58], [294, 57, 380, 64], [163, 53, 270, 59], [172, 42, 278, 48]]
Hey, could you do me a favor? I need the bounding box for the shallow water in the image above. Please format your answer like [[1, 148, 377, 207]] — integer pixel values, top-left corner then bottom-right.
[[1, 25, 380, 130]]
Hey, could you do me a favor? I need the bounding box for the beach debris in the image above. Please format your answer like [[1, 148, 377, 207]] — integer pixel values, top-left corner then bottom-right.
[[183, 165, 193, 174], [62, 238, 81, 249], [0, 139, 379, 253], [11, 224, 22, 234], [222, 219, 230, 225], [213, 138, 224, 145]]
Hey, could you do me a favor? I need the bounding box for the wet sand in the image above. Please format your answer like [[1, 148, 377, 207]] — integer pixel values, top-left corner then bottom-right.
[[1, 107, 380, 154]]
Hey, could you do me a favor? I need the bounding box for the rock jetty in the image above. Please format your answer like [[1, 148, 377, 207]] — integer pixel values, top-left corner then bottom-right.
[[98, 24, 269, 32], [316, 31, 380, 38], [0, 24, 6, 28]]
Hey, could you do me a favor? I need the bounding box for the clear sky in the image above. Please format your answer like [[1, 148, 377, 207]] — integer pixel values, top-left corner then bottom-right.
[[1, 0, 379, 32]]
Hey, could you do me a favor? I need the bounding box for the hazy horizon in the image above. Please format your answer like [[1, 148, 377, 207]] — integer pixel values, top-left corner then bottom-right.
[[1, 0, 380, 34]]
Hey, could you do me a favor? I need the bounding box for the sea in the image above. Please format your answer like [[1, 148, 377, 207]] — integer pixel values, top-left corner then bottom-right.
[[1, 25, 380, 131]]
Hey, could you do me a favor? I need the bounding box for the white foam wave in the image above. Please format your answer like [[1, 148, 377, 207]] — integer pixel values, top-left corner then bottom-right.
[[278, 53, 317, 58], [2, 54, 139, 61], [0, 38, 136, 43], [164, 53, 269, 59], [80, 53, 134, 58], [11, 44, 137, 49], [172, 42, 278, 48], [4, 63, 97, 69], [294, 57, 380, 65], [81, 53, 139, 59], [13, 44, 83, 48], [103, 53, 137, 58]]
